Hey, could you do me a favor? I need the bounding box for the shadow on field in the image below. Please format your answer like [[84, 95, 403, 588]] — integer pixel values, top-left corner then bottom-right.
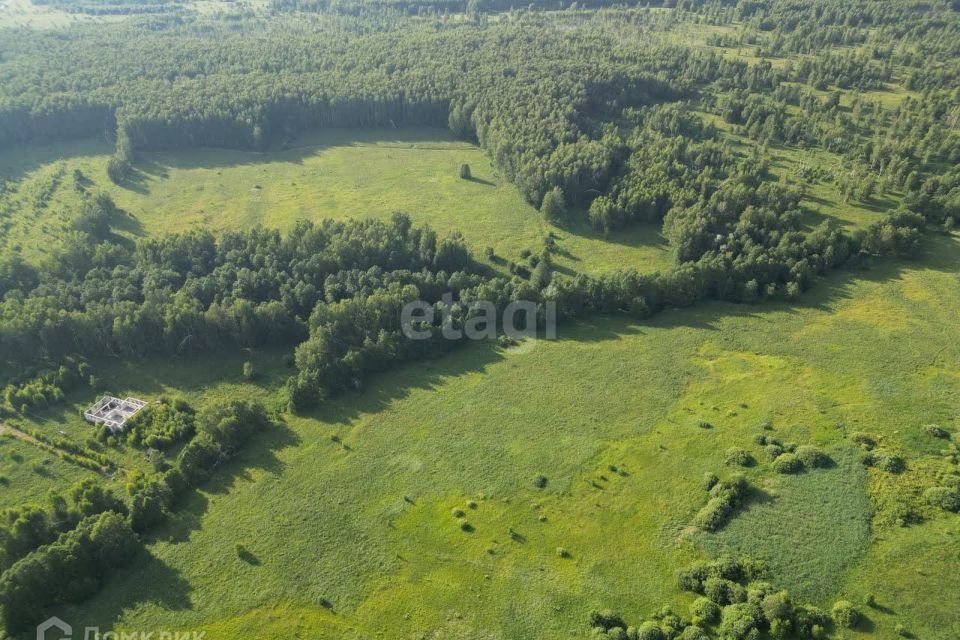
[[309, 341, 507, 426], [647, 232, 959, 333], [0, 138, 113, 185], [60, 546, 193, 630], [134, 127, 458, 173], [155, 419, 301, 546], [298, 235, 960, 430]]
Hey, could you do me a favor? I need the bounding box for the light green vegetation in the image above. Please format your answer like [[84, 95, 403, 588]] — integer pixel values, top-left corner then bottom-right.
[[0, 0, 266, 29], [0, 431, 97, 509], [698, 447, 872, 604], [0, 0, 108, 29], [35, 232, 959, 639], [0, 346, 293, 505], [0, 129, 673, 276]]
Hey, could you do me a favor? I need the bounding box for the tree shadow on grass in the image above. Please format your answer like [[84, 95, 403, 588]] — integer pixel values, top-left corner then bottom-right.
[[308, 342, 507, 426], [110, 210, 147, 238], [135, 127, 458, 174], [648, 233, 959, 334], [0, 137, 113, 185], [148, 419, 300, 548], [464, 175, 495, 187], [58, 545, 194, 633], [202, 419, 300, 496]]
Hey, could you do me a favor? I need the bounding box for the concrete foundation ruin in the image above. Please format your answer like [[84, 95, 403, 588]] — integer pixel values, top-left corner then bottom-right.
[[83, 396, 147, 432]]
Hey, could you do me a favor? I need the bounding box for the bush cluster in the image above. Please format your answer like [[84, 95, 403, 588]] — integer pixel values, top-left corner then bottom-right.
[[923, 485, 960, 513], [861, 449, 906, 473], [724, 448, 755, 467], [692, 476, 751, 532], [771, 445, 830, 474], [1, 359, 90, 416], [594, 556, 843, 640], [127, 400, 275, 532], [125, 397, 196, 450]]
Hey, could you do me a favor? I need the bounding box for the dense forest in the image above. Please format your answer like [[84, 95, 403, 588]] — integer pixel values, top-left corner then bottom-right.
[[1, 0, 959, 635]]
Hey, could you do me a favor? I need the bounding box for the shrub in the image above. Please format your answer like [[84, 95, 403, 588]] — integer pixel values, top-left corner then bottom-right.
[[589, 609, 625, 632], [924, 424, 949, 439], [451, 508, 465, 518], [760, 591, 792, 623], [795, 445, 829, 469], [636, 621, 665, 640], [719, 602, 763, 640], [680, 625, 709, 640], [533, 474, 548, 488], [694, 476, 751, 531], [831, 600, 861, 629], [923, 486, 960, 512], [693, 497, 732, 531], [702, 472, 719, 491], [764, 443, 784, 460], [725, 447, 755, 467], [540, 187, 566, 222], [862, 449, 906, 473], [704, 577, 746, 605], [689, 597, 720, 624], [793, 605, 829, 638], [697, 420, 713, 429], [769, 618, 792, 639], [235, 543, 255, 562], [771, 453, 802, 474], [851, 432, 876, 450], [652, 607, 682, 637], [878, 453, 906, 473]]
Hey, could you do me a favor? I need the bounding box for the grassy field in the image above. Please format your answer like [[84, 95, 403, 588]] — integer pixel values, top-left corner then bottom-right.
[[0, 0, 267, 29], [13, 231, 949, 639], [0, 432, 98, 510], [0, 129, 674, 277], [0, 0, 112, 29], [0, 118, 904, 280]]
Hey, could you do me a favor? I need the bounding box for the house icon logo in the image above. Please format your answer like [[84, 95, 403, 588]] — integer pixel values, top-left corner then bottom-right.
[[37, 616, 72, 640]]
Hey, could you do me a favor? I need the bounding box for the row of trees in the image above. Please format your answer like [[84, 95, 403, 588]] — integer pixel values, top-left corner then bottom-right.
[[0, 511, 139, 633], [0, 208, 472, 381]]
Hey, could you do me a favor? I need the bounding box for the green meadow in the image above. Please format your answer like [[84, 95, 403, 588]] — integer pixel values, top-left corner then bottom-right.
[[0, 129, 673, 277], [18, 231, 952, 639], [0, 120, 951, 639], [0, 432, 97, 510]]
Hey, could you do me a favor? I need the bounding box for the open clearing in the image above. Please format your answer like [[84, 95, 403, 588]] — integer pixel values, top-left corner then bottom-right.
[[0, 129, 674, 277], [32, 232, 959, 640]]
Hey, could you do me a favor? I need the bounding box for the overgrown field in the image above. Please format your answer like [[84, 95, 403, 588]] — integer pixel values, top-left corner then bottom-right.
[[9, 231, 949, 639]]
